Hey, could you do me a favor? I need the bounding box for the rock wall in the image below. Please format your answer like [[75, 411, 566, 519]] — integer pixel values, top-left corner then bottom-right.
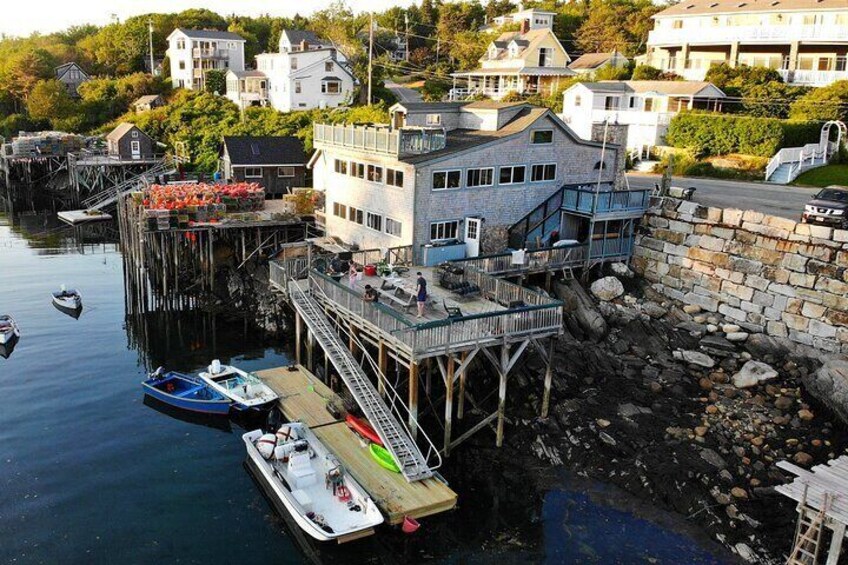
[[633, 199, 848, 354]]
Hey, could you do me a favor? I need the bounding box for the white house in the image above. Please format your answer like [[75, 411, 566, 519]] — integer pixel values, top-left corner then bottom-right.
[[560, 80, 725, 154], [246, 30, 356, 113], [167, 28, 246, 91], [639, 0, 848, 87], [487, 7, 557, 31], [568, 52, 630, 75]]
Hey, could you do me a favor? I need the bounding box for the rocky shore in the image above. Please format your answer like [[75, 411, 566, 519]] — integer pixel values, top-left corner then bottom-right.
[[501, 268, 848, 563]]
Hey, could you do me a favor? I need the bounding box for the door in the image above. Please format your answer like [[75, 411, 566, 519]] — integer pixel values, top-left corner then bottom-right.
[[130, 140, 141, 160], [464, 217, 482, 258]]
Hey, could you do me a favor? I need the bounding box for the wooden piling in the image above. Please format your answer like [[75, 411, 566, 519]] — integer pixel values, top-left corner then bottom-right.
[[444, 355, 455, 456], [541, 338, 555, 418], [496, 344, 509, 448], [294, 312, 303, 365], [378, 341, 388, 398], [408, 361, 419, 441], [457, 351, 467, 420]]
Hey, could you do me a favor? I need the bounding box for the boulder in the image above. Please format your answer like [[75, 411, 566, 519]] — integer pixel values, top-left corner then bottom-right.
[[673, 349, 716, 368], [726, 332, 749, 343], [641, 301, 668, 319], [555, 280, 608, 342], [803, 360, 848, 425], [590, 276, 624, 301], [733, 361, 779, 388], [609, 262, 634, 278]]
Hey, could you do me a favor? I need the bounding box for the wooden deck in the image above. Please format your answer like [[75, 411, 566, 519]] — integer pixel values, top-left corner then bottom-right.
[[255, 365, 458, 525], [57, 209, 113, 225]]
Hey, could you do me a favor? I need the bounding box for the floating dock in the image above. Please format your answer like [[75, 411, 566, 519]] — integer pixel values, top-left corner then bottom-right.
[[256, 365, 458, 525], [57, 209, 113, 225]]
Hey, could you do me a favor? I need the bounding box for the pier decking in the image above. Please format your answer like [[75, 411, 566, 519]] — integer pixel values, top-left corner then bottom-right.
[[256, 365, 458, 525]]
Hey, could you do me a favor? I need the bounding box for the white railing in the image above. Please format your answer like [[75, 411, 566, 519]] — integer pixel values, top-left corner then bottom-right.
[[313, 123, 445, 156], [649, 24, 848, 46], [193, 48, 230, 59], [587, 109, 675, 128], [778, 69, 848, 87], [766, 142, 833, 183]]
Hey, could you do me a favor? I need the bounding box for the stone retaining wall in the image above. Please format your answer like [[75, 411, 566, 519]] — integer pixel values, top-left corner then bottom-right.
[[633, 199, 848, 354]]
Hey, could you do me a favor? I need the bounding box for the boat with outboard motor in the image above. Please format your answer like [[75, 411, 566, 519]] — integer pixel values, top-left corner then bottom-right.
[[142, 369, 232, 415], [199, 360, 279, 411], [243, 422, 384, 542], [0, 315, 20, 345]]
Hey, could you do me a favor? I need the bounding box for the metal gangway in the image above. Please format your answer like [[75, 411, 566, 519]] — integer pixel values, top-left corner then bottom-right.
[[81, 157, 176, 211], [288, 280, 436, 483]]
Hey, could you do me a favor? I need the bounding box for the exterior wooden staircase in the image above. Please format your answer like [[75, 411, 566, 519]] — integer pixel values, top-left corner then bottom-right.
[[787, 488, 831, 565]]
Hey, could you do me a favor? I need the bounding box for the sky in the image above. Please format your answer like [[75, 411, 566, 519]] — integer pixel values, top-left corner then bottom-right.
[[1, 0, 414, 37]]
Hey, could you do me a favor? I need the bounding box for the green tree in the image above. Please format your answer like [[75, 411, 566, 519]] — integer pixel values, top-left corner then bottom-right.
[[574, 0, 660, 56], [27, 79, 78, 127], [2, 49, 56, 106], [741, 81, 808, 119], [790, 80, 848, 122], [631, 65, 681, 81], [204, 69, 227, 95]]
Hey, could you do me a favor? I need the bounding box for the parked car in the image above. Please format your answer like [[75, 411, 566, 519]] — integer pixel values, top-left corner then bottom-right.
[[801, 186, 848, 228]]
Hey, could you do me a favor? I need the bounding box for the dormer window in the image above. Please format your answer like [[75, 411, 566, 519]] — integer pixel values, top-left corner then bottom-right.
[[176, 39, 186, 50]]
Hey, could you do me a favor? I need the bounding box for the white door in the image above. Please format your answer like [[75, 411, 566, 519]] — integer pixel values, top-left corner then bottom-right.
[[464, 217, 482, 257], [130, 140, 141, 160]]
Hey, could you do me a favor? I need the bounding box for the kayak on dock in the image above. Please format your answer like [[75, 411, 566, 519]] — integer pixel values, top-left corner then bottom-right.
[[142, 369, 232, 415], [199, 359, 278, 411], [243, 422, 384, 543], [0, 315, 21, 345], [369, 443, 401, 474], [345, 414, 383, 446], [52, 285, 82, 316]]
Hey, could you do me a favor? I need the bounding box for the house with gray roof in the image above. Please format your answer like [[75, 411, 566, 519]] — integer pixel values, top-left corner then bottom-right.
[[568, 51, 630, 75], [55, 62, 89, 97], [310, 101, 621, 262], [220, 136, 308, 197], [166, 28, 246, 91]]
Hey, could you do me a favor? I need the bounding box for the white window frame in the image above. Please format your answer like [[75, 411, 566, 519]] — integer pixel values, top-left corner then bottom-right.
[[430, 220, 460, 241], [244, 167, 263, 178], [348, 206, 363, 224], [466, 167, 494, 188], [291, 57, 298, 70], [498, 165, 526, 185], [278, 166, 296, 178], [366, 211, 383, 232], [322, 80, 342, 94], [425, 113, 442, 126], [432, 169, 461, 191], [530, 163, 557, 183], [177, 39, 185, 50], [294, 80, 302, 94], [386, 168, 404, 188], [334, 159, 348, 175], [385, 217, 402, 238], [366, 164, 383, 183], [332, 202, 347, 218], [325, 61, 334, 72], [531, 129, 553, 144], [350, 161, 365, 179]]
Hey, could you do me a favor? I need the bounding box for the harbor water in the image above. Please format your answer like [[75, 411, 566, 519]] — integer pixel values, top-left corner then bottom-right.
[[0, 211, 731, 564]]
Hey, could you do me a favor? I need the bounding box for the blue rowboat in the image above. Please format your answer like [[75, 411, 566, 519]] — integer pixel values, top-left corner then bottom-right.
[[142, 371, 231, 415]]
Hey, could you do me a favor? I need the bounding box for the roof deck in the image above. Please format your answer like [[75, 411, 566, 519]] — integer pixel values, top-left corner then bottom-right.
[[271, 260, 563, 360], [313, 123, 446, 157], [561, 185, 652, 219]]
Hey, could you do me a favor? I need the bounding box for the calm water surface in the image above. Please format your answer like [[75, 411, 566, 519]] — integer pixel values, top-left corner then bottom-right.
[[0, 212, 730, 564]]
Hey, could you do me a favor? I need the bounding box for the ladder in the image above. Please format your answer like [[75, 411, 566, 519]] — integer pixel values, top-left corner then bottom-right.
[[288, 281, 433, 483], [81, 158, 176, 211], [787, 488, 830, 565]]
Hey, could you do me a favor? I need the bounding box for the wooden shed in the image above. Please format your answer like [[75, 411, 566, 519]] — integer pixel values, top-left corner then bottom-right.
[[106, 123, 155, 161]]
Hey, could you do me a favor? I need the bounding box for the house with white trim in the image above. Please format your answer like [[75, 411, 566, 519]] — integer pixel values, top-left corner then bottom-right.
[[560, 80, 726, 154], [55, 62, 89, 97], [451, 10, 574, 100], [309, 101, 620, 263], [166, 28, 246, 91], [568, 52, 630, 75], [243, 30, 355, 113]]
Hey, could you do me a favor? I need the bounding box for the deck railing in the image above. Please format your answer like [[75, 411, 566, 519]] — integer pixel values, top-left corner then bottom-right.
[[561, 186, 652, 216], [270, 257, 310, 291], [313, 123, 446, 157], [451, 244, 587, 275]]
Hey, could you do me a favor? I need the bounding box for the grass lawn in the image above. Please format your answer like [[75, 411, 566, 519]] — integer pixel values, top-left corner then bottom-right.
[[792, 164, 848, 188]]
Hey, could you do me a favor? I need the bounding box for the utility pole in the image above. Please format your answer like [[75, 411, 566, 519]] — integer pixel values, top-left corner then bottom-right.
[[404, 13, 410, 62], [436, 37, 440, 65], [367, 12, 374, 106], [147, 19, 155, 76]]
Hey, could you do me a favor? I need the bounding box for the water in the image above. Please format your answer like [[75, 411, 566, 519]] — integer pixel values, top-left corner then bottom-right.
[[0, 211, 730, 564]]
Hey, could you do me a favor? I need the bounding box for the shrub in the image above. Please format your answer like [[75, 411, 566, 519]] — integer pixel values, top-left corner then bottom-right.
[[789, 80, 848, 122]]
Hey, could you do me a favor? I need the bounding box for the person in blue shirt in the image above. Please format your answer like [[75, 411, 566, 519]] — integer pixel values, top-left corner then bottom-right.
[[416, 272, 427, 319]]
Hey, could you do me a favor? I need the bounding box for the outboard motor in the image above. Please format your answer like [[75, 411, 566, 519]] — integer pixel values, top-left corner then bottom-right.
[[209, 359, 222, 375]]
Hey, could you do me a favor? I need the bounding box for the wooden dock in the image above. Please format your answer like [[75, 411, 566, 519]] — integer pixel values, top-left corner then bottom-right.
[[57, 209, 112, 225], [255, 365, 458, 525]]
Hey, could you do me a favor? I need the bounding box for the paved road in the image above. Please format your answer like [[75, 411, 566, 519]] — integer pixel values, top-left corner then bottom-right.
[[626, 173, 821, 221], [385, 80, 423, 103]]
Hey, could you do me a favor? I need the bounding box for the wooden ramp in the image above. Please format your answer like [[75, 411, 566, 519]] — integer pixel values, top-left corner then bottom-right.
[[57, 210, 112, 225], [255, 365, 457, 525]]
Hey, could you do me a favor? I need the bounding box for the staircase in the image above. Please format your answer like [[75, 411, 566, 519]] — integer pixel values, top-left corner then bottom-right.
[[288, 281, 434, 483], [81, 158, 176, 211], [766, 120, 846, 184], [787, 490, 830, 565], [769, 163, 794, 185], [507, 184, 573, 250]]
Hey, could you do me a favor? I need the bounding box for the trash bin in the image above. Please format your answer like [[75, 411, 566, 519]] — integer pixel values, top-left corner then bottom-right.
[[363, 264, 377, 277]]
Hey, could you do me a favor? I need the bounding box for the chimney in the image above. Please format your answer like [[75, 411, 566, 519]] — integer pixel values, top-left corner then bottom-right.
[[521, 18, 530, 34], [301, 40, 309, 51]]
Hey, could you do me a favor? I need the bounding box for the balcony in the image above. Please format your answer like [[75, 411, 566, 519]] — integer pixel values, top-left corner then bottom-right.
[[649, 24, 848, 46], [587, 109, 675, 128], [778, 69, 848, 87], [193, 47, 230, 59], [313, 123, 446, 157], [561, 186, 652, 219]]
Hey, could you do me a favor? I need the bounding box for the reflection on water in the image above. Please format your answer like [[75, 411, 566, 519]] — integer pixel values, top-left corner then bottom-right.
[[0, 210, 729, 564]]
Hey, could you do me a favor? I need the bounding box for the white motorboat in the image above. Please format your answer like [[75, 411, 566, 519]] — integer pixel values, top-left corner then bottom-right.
[[52, 285, 82, 313], [0, 315, 20, 345], [199, 360, 278, 411], [243, 423, 384, 542]]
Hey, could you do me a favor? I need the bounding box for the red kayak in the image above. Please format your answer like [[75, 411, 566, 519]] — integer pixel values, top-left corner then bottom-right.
[[346, 414, 383, 446]]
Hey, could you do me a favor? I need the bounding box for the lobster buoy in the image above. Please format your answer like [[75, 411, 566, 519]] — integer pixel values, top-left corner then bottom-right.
[[336, 485, 351, 503], [276, 425, 297, 444], [402, 516, 420, 534], [256, 433, 277, 460]]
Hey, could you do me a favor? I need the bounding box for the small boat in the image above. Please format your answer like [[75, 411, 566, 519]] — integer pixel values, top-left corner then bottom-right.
[[0, 335, 18, 359], [345, 414, 383, 446], [52, 285, 82, 314], [0, 315, 20, 345], [199, 360, 278, 411], [369, 443, 400, 474], [243, 422, 384, 542], [142, 369, 232, 415]]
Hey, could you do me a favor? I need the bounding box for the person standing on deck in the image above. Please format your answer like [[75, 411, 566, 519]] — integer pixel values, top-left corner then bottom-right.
[[416, 272, 427, 319], [348, 261, 358, 288]]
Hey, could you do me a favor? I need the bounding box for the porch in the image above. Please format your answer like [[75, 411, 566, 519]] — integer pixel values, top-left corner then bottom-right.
[[449, 70, 571, 101]]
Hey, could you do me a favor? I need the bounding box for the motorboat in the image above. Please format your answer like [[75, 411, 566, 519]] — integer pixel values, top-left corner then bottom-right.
[[142, 369, 232, 415], [199, 360, 279, 411], [52, 285, 82, 315], [0, 315, 20, 345], [243, 422, 384, 542]]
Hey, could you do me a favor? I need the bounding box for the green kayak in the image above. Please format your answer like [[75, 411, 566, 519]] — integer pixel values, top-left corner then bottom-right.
[[369, 443, 400, 473]]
